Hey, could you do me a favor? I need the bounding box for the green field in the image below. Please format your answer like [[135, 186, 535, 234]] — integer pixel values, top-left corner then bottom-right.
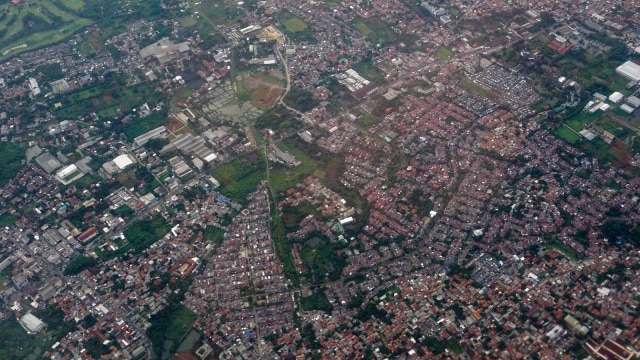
[[270, 139, 317, 196], [211, 152, 267, 204], [351, 60, 386, 84], [0, 142, 25, 187], [352, 108, 382, 129], [277, 10, 315, 43], [148, 304, 197, 358], [283, 17, 308, 32], [0, 0, 93, 61], [352, 17, 398, 45], [55, 77, 166, 120], [435, 46, 454, 59], [553, 125, 582, 145]]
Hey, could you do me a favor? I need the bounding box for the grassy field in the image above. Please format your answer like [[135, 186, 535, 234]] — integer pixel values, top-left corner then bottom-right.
[[351, 60, 386, 84], [283, 17, 308, 33], [148, 304, 197, 358], [352, 108, 382, 129], [553, 125, 582, 145], [55, 78, 165, 120], [459, 80, 499, 99], [276, 10, 315, 43], [352, 17, 398, 46], [270, 139, 317, 196], [237, 71, 285, 111], [0, 142, 24, 187], [0, 0, 92, 61], [211, 152, 267, 204], [435, 46, 454, 59]]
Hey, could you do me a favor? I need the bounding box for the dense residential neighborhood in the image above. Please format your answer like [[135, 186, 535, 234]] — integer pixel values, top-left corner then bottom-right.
[[2, 0, 640, 359]]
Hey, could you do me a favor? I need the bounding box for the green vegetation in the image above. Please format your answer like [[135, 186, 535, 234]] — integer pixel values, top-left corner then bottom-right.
[[203, 226, 225, 248], [351, 60, 386, 85], [284, 87, 319, 113], [0, 213, 19, 227], [352, 17, 397, 46], [119, 215, 170, 255], [147, 303, 197, 358], [277, 10, 315, 43], [211, 152, 267, 204], [355, 302, 392, 324], [271, 206, 301, 286], [113, 204, 135, 218], [55, 75, 165, 121], [0, 0, 93, 61], [254, 105, 301, 135], [552, 126, 582, 145], [300, 290, 333, 313], [545, 241, 581, 261], [0, 317, 45, 359], [0, 142, 25, 187], [270, 139, 318, 195], [435, 46, 454, 59], [282, 17, 308, 33], [33, 305, 77, 346], [299, 236, 347, 284], [84, 337, 111, 358], [64, 254, 97, 275], [352, 108, 382, 129]]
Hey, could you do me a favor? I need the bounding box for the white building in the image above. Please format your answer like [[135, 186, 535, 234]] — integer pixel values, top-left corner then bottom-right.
[[616, 61, 640, 82], [20, 313, 46, 333], [609, 91, 624, 103]]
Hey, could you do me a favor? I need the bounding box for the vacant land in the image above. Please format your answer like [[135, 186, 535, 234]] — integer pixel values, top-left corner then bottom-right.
[[0, 0, 92, 61], [237, 71, 285, 111], [283, 17, 308, 33], [277, 10, 315, 43], [0, 142, 25, 187], [352, 17, 398, 45], [56, 77, 165, 120], [211, 152, 267, 204], [436, 46, 454, 59]]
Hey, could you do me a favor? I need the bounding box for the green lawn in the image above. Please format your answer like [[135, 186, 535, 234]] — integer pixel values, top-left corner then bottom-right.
[[0, 142, 25, 187], [352, 17, 397, 45], [352, 108, 382, 129], [553, 126, 582, 145], [283, 17, 308, 32], [435, 46, 454, 59], [211, 152, 267, 204], [0, 0, 92, 61], [355, 22, 373, 36], [270, 139, 317, 196]]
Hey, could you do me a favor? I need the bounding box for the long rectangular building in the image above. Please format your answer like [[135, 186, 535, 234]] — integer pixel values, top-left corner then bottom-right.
[[616, 61, 640, 82]]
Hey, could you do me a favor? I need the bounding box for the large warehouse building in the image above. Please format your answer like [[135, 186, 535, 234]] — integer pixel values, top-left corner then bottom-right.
[[616, 61, 640, 82]]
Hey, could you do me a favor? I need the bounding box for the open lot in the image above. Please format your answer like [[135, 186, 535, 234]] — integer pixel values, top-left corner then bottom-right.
[[211, 152, 267, 204], [237, 71, 285, 111], [436, 46, 454, 59], [0, 0, 92, 61], [352, 17, 398, 46]]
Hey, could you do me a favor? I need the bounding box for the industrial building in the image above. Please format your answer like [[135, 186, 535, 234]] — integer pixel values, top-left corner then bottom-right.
[[20, 313, 46, 333], [609, 91, 624, 103], [139, 38, 190, 65], [133, 126, 168, 148], [616, 61, 640, 82]]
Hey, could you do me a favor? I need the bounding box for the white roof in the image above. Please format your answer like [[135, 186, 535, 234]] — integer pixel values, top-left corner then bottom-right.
[[609, 91, 624, 103], [21, 313, 45, 332], [113, 154, 134, 170], [616, 61, 640, 82]]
